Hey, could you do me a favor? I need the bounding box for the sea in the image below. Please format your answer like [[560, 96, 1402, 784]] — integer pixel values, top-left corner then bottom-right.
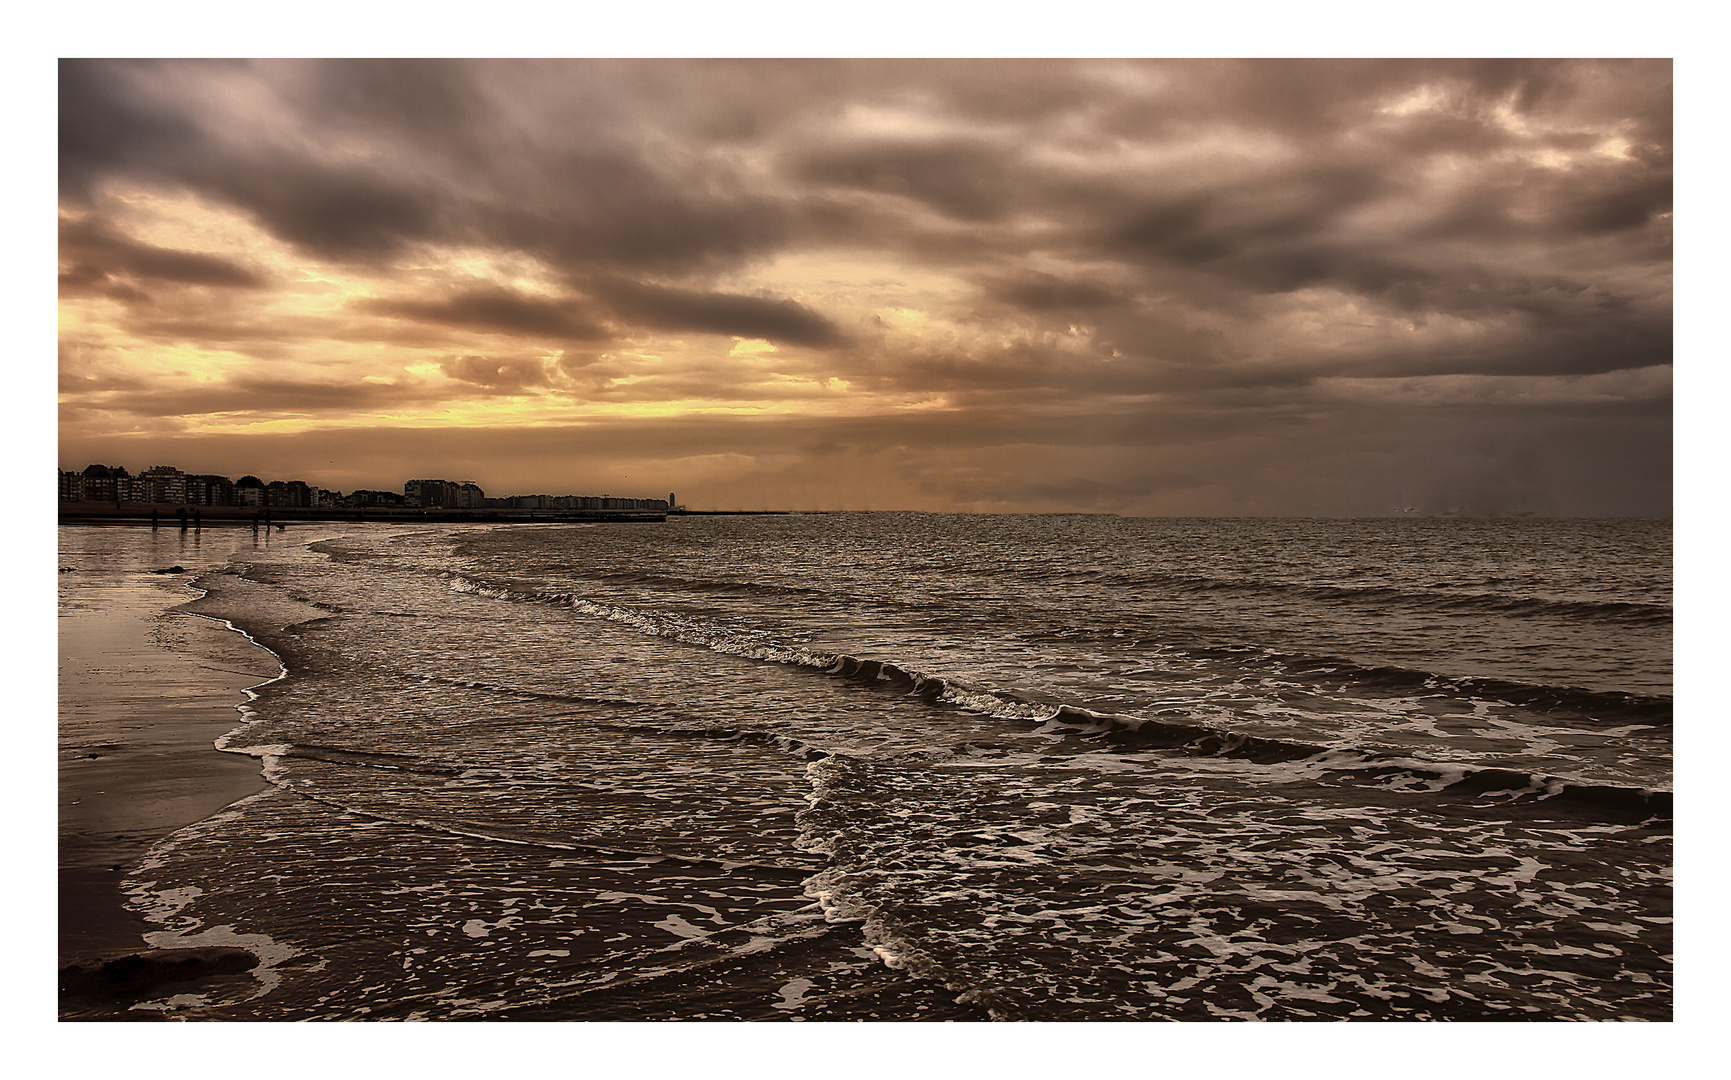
[[90, 513, 1673, 1021]]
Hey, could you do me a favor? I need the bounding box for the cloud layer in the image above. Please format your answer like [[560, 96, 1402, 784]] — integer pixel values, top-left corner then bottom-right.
[[58, 59, 1671, 515]]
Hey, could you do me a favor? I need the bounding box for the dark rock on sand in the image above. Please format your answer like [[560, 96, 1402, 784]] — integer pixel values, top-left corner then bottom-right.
[[149, 565, 189, 574], [59, 947, 258, 1001]]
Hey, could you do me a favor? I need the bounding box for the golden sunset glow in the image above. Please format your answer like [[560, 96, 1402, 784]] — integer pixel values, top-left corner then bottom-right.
[[59, 59, 1671, 514]]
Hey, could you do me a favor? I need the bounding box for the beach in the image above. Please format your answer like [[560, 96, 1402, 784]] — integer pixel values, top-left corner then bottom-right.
[[56, 524, 319, 1018]]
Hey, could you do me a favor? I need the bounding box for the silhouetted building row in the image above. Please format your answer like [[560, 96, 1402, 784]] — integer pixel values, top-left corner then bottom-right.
[[59, 464, 345, 508], [406, 478, 669, 511], [61, 464, 254, 506], [495, 494, 671, 511], [405, 478, 486, 509], [60, 464, 670, 512], [348, 489, 407, 508]]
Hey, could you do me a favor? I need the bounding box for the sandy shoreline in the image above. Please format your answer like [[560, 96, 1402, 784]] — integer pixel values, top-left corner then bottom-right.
[[57, 527, 285, 1017]]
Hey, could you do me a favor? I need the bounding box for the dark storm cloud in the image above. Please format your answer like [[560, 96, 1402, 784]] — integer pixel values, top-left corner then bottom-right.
[[64, 76, 406, 270], [218, 165, 445, 261], [353, 281, 843, 352], [355, 279, 842, 350], [1038, 61, 1668, 316], [1109, 163, 1396, 267], [1080, 58, 1639, 147], [60, 60, 446, 264], [357, 287, 610, 340], [592, 280, 845, 347], [59, 59, 210, 199], [59, 217, 265, 296], [1415, 165, 1672, 244], [77, 295, 342, 358], [66, 374, 442, 420], [60, 59, 837, 287], [496, 157, 804, 277], [302, 58, 494, 158], [1552, 170, 1673, 235], [977, 271, 1129, 312], [794, 138, 1021, 222], [1087, 154, 1667, 336]]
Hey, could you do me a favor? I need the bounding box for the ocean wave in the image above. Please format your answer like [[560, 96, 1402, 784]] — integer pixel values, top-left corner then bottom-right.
[[441, 570, 1672, 823], [1293, 583, 1671, 627], [540, 567, 832, 599], [1097, 570, 1670, 627], [1269, 655, 1672, 726], [445, 569, 1670, 725]]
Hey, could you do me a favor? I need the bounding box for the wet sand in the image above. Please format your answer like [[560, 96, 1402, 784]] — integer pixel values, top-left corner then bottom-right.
[[58, 527, 283, 1016]]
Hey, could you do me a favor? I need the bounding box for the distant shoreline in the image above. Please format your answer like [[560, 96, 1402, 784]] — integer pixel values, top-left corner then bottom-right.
[[56, 502, 827, 524], [58, 501, 672, 525]]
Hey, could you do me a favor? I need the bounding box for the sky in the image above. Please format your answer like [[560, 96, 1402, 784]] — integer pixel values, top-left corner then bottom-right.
[[57, 58, 1672, 515]]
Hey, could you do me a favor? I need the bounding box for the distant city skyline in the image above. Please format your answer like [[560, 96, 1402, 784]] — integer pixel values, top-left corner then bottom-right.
[[59, 459, 673, 511], [59, 60, 1671, 516]]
